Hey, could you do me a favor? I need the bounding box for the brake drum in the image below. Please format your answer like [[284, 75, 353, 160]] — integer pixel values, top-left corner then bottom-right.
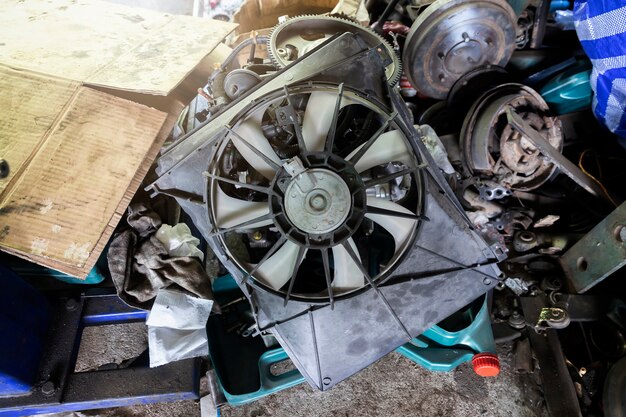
[[403, 0, 517, 100]]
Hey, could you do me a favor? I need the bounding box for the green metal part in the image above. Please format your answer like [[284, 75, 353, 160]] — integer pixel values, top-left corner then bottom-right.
[[560, 202, 626, 293]]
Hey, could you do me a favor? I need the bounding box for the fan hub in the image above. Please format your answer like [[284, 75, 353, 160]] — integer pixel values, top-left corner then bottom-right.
[[284, 168, 351, 234]]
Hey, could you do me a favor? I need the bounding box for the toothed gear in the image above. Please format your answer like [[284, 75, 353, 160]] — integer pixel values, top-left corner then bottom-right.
[[268, 15, 402, 86], [328, 13, 361, 24]]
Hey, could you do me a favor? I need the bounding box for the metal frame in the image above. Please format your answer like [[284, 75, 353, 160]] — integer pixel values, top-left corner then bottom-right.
[[518, 295, 609, 417], [0, 292, 201, 417]]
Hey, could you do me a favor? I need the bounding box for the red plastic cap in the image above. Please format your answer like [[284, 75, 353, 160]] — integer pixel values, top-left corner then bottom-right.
[[472, 353, 500, 377]]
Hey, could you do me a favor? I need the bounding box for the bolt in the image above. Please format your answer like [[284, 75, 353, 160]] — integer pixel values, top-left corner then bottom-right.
[[508, 310, 526, 329], [550, 309, 564, 319], [439, 73, 446, 82], [252, 231, 263, 241], [483, 277, 492, 285], [65, 298, 79, 311], [616, 225, 626, 243], [519, 231, 535, 242], [41, 381, 56, 396], [310, 194, 327, 211], [462, 32, 470, 42]]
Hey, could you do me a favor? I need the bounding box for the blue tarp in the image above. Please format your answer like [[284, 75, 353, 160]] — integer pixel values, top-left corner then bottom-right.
[[574, 1, 626, 140]]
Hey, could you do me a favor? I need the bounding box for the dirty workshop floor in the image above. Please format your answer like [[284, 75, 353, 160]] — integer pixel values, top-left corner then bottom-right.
[[40, 323, 548, 417]]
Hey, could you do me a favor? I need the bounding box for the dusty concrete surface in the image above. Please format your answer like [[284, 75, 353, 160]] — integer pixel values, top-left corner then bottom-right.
[[42, 322, 547, 417], [219, 346, 547, 417], [74, 323, 148, 372]]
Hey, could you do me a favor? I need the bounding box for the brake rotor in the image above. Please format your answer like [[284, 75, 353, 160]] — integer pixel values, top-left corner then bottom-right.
[[403, 0, 516, 99], [268, 15, 402, 86]]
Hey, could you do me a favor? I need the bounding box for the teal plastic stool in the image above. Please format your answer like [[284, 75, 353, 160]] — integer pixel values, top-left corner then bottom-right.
[[541, 63, 593, 115], [216, 348, 305, 406], [0, 249, 108, 285], [396, 296, 496, 372]]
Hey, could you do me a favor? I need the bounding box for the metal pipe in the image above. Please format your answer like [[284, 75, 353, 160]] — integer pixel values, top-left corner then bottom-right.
[[208, 35, 269, 85], [372, 0, 403, 34]]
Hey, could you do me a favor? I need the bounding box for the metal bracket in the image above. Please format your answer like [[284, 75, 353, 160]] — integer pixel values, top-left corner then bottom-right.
[[0, 292, 201, 416], [560, 202, 626, 293]]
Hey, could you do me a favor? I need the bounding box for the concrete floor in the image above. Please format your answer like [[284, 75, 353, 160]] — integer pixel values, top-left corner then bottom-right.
[[41, 323, 548, 417]]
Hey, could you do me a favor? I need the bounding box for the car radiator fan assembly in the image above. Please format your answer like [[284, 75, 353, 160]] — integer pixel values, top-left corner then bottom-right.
[[149, 33, 503, 390]]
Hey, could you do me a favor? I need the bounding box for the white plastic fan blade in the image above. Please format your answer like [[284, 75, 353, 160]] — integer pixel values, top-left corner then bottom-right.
[[302, 91, 348, 152], [255, 241, 306, 290], [231, 107, 281, 180], [346, 130, 414, 173], [365, 196, 416, 253], [331, 238, 365, 291], [213, 184, 272, 229]]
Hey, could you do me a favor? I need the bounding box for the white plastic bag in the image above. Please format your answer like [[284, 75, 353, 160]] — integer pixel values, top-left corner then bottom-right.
[[156, 223, 204, 260], [146, 289, 213, 367]]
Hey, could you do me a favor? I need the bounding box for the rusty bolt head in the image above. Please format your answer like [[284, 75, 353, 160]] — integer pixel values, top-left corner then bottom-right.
[[41, 381, 56, 396]]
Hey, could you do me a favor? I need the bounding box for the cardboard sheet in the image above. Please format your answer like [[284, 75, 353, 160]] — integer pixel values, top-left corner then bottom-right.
[[0, 73, 168, 276], [0, 0, 236, 95], [0, 67, 79, 195], [0, 0, 236, 278]]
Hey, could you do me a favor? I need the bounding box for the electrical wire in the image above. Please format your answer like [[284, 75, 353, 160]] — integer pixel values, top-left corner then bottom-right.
[[578, 149, 619, 207]]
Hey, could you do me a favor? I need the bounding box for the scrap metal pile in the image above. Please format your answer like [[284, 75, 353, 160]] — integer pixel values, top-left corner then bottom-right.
[[149, 0, 626, 412]]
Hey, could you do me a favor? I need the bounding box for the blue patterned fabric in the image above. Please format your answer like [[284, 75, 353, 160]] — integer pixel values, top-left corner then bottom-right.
[[574, 1, 626, 139]]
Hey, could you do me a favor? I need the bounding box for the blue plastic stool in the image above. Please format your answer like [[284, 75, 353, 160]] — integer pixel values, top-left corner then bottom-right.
[[0, 266, 49, 396]]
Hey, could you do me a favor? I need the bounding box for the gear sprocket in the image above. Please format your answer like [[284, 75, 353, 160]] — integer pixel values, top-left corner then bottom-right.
[[268, 15, 402, 86]]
